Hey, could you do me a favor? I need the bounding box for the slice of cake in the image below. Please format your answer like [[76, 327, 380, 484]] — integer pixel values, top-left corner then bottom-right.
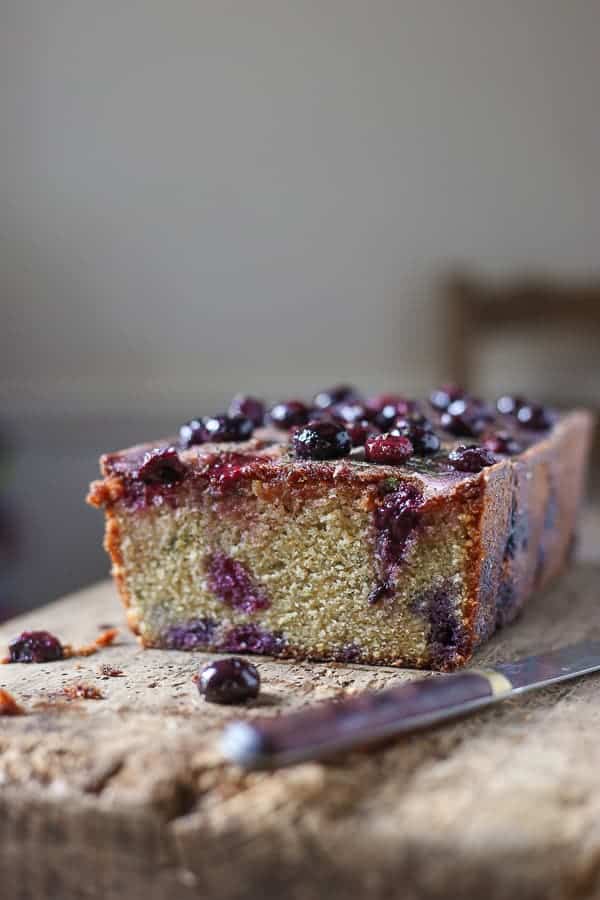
[[87, 388, 593, 670]]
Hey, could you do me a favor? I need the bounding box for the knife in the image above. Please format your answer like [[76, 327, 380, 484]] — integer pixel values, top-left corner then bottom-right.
[[220, 640, 600, 770]]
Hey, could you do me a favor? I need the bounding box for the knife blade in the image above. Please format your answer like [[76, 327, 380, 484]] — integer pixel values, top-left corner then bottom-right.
[[220, 640, 600, 770]]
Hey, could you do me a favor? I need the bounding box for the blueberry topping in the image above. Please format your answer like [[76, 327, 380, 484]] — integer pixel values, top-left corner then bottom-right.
[[392, 415, 441, 456], [483, 431, 523, 456], [366, 395, 415, 430], [429, 384, 465, 412], [516, 403, 552, 431], [366, 393, 411, 414], [137, 447, 186, 485], [346, 419, 376, 447], [440, 399, 492, 437], [268, 401, 310, 430], [202, 414, 254, 442], [447, 445, 496, 473], [365, 433, 414, 465], [228, 394, 265, 427], [313, 384, 360, 410], [293, 420, 352, 460], [179, 414, 254, 447], [179, 418, 206, 447], [496, 394, 527, 416], [8, 630, 64, 663], [196, 657, 260, 705], [329, 401, 373, 424]]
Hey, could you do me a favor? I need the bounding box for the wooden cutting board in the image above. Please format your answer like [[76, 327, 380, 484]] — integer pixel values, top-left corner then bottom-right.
[[1, 566, 600, 900]]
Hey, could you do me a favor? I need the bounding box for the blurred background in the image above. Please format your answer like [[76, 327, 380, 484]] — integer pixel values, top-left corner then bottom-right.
[[1, 1, 599, 617]]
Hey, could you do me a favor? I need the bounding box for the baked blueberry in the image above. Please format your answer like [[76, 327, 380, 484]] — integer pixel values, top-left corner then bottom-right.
[[366, 393, 410, 413], [313, 385, 360, 410], [179, 418, 206, 447], [517, 403, 552, 431], [440, 399, 492, 437], [346, 419, 376, 447], [429, 384, 465, 412], [483, 431, 523, 456], [228, 395, 265, 427], [447, 445, 496, 473], [365, 433, 414, 465], [202, 414, 254, 442], [392, 415, 441, 456], [329, 401, 372, 424], [138, 447, 186, 484], [268, 401, 310, 430], [366, 395, 414, 430], [496, 394, 526, 416], [196, 657, 260, 704], [9, 630, 64, 664], [293, 420, 352, 460]]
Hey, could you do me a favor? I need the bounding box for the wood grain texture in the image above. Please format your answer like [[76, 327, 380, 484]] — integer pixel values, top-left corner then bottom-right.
[[1, 568, 600, 900]]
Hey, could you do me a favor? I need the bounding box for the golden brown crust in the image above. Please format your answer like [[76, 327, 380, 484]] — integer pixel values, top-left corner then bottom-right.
[[103, 510, 134, 623]]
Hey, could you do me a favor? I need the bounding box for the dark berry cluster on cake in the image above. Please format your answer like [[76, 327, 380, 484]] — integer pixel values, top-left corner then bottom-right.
[[88, 386, 593, 670]]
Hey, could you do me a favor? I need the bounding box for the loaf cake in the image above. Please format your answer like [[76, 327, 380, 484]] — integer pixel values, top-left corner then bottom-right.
[[87, 388, 593, 670]]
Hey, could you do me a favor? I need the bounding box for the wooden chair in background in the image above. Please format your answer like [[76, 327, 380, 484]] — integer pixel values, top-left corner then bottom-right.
[[444, 271, 600, 395], [443, 270, 600, 484]]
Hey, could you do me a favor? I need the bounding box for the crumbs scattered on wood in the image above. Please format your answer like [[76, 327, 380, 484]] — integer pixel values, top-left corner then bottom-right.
[[0, 688, 25, 716], [99, 664, 124, 678], [64, 628, 119, 659], [63, 684, 105, 701]]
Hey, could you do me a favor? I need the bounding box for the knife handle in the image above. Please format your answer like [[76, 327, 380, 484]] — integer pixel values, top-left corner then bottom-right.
[[221, 669, 512, 770]]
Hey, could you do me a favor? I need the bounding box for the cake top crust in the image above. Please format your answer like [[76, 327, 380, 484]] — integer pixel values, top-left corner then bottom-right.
[[90, 387, 577, 511]]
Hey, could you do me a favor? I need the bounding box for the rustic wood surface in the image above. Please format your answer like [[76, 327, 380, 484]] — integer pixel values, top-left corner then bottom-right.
[[2, 567, 600, 900]]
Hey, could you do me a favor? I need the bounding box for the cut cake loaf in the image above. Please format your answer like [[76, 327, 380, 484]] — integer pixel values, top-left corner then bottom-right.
[[88, 389, 593, 670]]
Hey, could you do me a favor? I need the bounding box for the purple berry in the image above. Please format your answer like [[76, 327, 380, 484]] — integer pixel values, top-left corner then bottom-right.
[[179, 418, 205, 447], [346, 419, 376, 447], [516, 403, 552, 431], [293, 420, 352, 460], [366, 395, 415, 430], [137, 447, 186, 485], [206, 552, 270, 614], [429, 384, 465, 412], [447, 444, 496, 473], [165, 618, 217, 650], [196, 657, 260, 704], [202, 414, 254, 442], [313, 384, 360, 410], [329, 401, 372, 424], [440, 399, 491, 437], [219, 624, 286, 656], [9, 630, 64, 663], [228, 394, 265, 427], [268, 401, 310, 430], [366, 393, 411, 415], [483, 431, 523, 456], [496, 394, 526, 416], [392, 416, 441, 456], [372, 482, 424, 573], [365, 433, 414, 465]]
